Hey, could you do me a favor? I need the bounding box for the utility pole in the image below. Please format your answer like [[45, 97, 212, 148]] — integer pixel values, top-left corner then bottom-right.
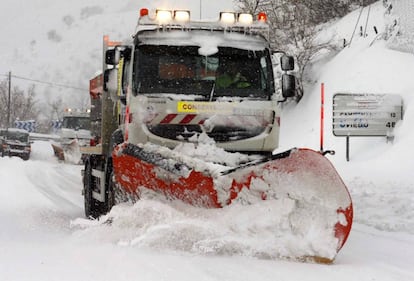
[[7, 71, 11, 128], [199, 0, 202, 20]]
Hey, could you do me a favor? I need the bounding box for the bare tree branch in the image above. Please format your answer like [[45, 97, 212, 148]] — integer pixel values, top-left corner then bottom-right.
[[234, 0, 369, 101]]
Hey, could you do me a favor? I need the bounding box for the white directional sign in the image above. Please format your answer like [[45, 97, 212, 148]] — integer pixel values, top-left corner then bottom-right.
[[333, 94, 403, 137], [14, 120, 37, 133]]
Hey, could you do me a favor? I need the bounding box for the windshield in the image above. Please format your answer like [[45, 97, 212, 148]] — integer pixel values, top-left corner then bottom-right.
[[133, 45, 274, 100], [62, 117, 90, 130], [0, 130, 29, 142]]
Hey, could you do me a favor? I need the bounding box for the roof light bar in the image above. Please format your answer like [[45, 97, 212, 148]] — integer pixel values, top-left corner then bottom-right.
[[174, 10, 190, 22], [219, 12, 236, 25], [139, 8, 266, 28]]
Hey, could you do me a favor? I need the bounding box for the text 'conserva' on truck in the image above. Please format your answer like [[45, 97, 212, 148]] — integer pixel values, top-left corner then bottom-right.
[[82, 8, 353, 263]]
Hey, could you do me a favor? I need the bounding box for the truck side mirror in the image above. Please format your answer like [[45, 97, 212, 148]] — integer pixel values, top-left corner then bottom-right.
[[103, 68, 118, 94], [106, 49, 121, 66], [280, 55, 295, 71], [281, 74, 296, 98], [104, 68, 123, 103]]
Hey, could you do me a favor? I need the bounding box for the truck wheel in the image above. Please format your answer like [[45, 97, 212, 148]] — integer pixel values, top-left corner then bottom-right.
[[84, 161, 103, 219]]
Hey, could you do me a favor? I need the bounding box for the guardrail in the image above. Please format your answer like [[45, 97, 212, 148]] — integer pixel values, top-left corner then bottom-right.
[[29, 133, 60, 142]]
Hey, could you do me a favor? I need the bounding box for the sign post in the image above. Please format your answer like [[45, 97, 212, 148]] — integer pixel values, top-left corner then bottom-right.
[[346, 135, 350, 162], [320, 83, 324, 152]]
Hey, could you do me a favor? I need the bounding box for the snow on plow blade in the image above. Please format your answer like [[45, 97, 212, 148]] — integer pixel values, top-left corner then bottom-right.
[[51, 142, 66, 161], [51, 140, 82, 163], [112, 143, 353, 263]]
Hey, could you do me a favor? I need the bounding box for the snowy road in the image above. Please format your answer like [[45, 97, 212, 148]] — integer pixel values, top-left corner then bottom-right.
[[0, 141, 413, 281]]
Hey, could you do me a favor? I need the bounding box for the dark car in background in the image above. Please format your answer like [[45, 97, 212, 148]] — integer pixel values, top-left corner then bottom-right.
[[0, 128, 32, 160]]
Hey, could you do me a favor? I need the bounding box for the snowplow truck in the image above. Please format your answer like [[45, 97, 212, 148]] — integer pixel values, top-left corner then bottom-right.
[[82, 8, 353, 263], [51, 108, 92, 162]]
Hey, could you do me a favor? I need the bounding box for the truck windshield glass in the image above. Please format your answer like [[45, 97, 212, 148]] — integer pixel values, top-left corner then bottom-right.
[[62, 117, 90, 130], [133, 45, 274, 99], [0, 130, 29, 142]]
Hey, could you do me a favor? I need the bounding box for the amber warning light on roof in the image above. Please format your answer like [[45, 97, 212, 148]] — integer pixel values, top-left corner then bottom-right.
[[140, 8, 149, 17], [258, 12, 267, 22]]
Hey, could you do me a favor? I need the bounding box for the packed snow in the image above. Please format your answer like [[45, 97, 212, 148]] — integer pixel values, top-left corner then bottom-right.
[[1, 1, 414, 281]]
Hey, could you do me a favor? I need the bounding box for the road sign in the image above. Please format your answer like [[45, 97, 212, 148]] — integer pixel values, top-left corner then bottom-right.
[[333, 93, 403, 137], [14, 120, 36, 132]]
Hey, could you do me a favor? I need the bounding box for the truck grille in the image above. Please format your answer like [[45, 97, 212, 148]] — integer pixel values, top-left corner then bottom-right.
[[147, 124, 265, 142], [8, 144, 26, 150]]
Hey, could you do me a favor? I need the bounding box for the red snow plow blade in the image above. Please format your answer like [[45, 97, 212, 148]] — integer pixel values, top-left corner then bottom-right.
[[112, 143, 353, 263]]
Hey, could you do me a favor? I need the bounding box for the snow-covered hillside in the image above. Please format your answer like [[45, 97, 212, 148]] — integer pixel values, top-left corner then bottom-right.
[[1, 1, 414, 281], [280, 2, 414, 235]]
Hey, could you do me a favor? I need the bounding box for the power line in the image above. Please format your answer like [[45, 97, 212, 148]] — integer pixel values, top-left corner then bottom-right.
[[12, 74, 88, 91], [1, 73, 88, 91]]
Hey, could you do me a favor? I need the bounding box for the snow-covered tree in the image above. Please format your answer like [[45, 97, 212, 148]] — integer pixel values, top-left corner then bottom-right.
[[0, 79, 40, 128], [234, 0, 376, 100]]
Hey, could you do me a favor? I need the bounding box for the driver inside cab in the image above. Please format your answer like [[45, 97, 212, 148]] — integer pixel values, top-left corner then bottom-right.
[[216, 61, 251, 89]]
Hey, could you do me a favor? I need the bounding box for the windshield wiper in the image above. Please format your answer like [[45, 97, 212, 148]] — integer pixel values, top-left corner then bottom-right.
[[209, 82, 216, 102]]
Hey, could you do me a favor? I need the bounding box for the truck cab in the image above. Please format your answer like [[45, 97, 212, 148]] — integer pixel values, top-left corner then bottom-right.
[[59, 109, 92, 146], [0, 128, 32, 160], [51, 109, 92, 162], [104, 9, 296, 155]]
